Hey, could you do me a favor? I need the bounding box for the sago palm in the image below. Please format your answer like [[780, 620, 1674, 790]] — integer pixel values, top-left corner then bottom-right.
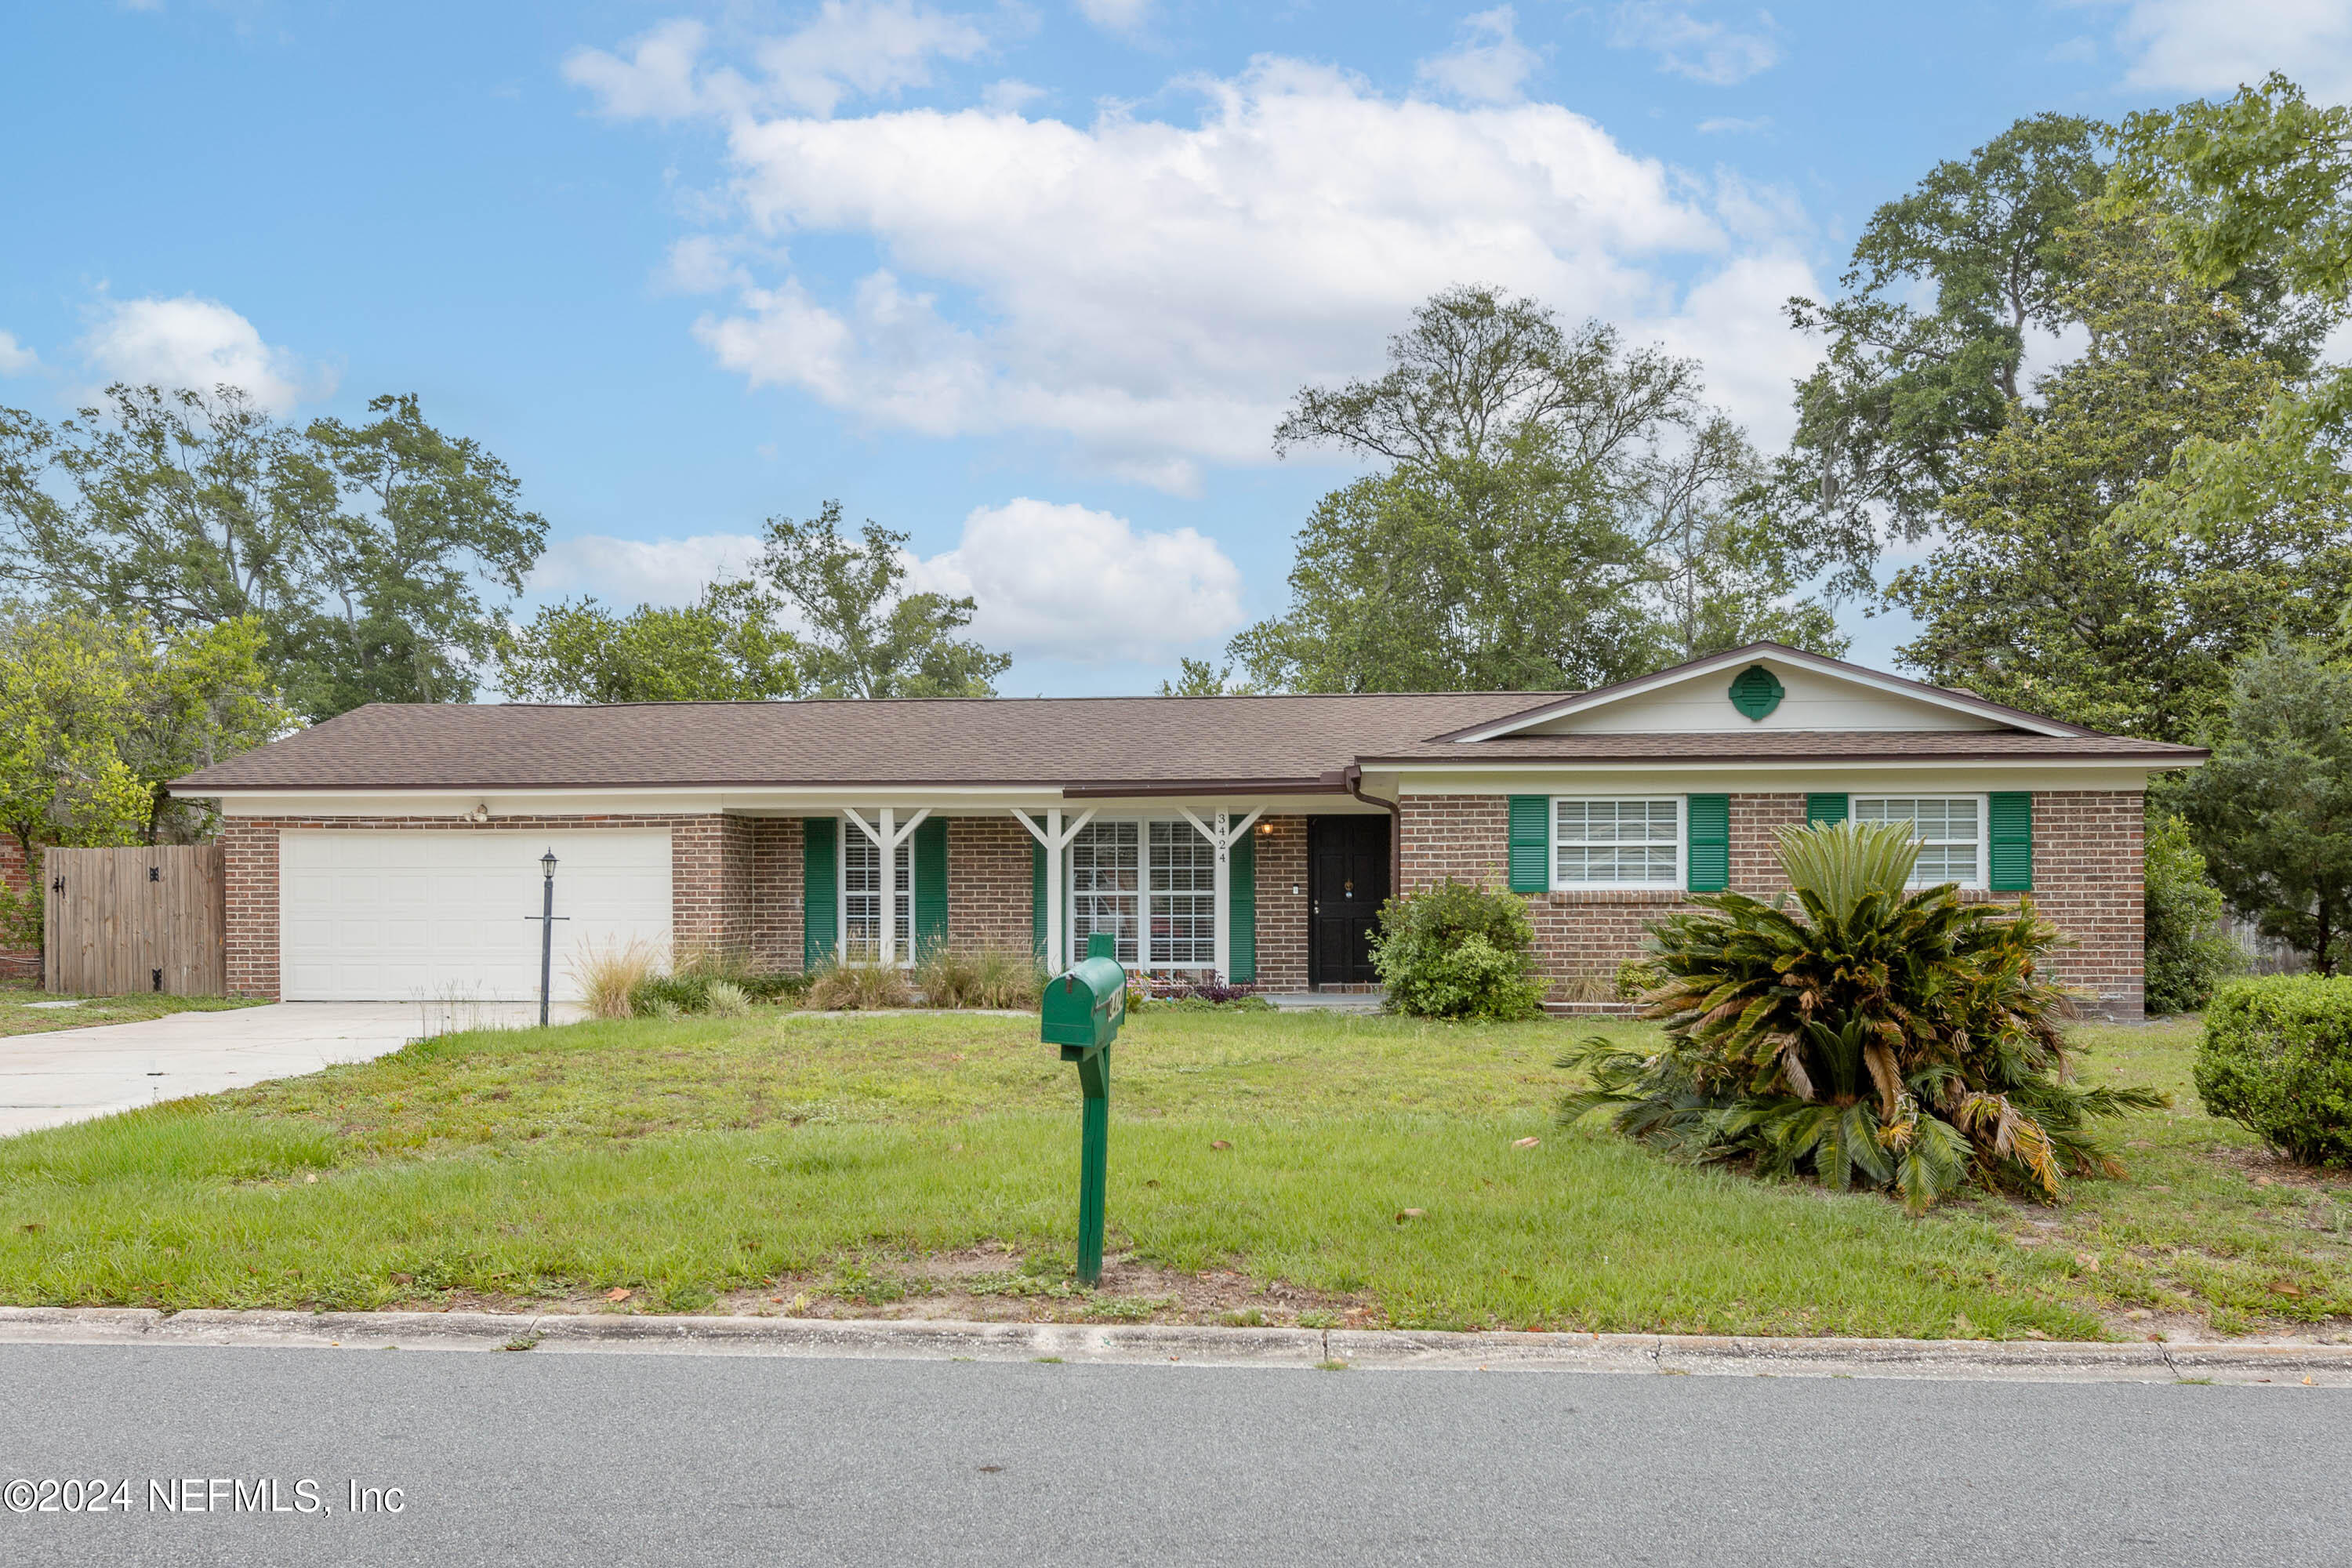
[[1559, 818, 2163, 1211]]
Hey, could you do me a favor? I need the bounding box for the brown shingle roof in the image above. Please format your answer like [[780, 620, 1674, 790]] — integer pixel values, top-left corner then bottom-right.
[[169, 693, 2205, 796], [168, 692, 1550, 793]]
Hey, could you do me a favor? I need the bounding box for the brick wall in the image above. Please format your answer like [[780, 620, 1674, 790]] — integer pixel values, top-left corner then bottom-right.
[[949, 815, 1036, 953], [1399, 790, 2149, 1019], [1252, 815, 1308, 990], [750, 818, 803, 971], [0, 837, 37, 982]]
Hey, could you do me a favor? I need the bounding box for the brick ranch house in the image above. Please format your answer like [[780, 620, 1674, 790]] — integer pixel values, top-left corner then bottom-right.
[[167, 644, 2204, 1020]]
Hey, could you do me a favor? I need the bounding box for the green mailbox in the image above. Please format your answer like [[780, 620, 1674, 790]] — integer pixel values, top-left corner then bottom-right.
[[1043, 933, 1127, 1284]]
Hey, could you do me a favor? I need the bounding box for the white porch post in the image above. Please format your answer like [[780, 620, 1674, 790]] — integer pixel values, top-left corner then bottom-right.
[[1012, 807, 1096, 970], [1180, 808, 1262, 984], [843, 806, 931, 964]]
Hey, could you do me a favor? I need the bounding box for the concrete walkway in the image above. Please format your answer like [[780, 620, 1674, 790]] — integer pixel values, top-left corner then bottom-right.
[[0, 1000, 584, 1138]]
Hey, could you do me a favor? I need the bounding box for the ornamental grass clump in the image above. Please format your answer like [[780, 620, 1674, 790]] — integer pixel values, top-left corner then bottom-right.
[[1559, 819, 2163, 1212]]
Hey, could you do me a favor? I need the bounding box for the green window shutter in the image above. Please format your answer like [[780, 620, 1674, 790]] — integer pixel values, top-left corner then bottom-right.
[[1806, 793, 1849, 829], [913, 816, 949, 959], [1507, 796, 1550, 893], [1988, 792, 2034, 891], [1228, 829, 1257, 984], [1032, 840, 1048, 963], [1686, 794, 1730, 893], [802, 817, 837, 969]]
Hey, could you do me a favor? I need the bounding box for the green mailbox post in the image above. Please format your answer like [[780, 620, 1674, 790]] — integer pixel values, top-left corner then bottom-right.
[[1040, 932, 1127, 1286]]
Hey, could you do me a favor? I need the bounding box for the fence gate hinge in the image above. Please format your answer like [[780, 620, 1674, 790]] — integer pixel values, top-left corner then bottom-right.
[[148, 865, 160, 882], [151, 968, 163, 993], [49, 877, 62, 895]]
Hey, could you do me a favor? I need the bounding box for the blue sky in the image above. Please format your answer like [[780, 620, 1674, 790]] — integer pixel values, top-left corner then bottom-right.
[[4, 1, 2347, 695]]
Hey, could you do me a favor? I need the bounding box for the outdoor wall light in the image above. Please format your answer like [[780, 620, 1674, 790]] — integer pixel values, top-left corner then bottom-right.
[[1256, 820, 1274, 835]]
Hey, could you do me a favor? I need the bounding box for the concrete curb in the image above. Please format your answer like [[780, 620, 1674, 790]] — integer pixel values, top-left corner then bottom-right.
[[0, 1307, 2347, 1385]]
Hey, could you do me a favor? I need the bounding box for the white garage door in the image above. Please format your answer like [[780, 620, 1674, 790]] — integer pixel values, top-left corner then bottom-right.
[[280, 830, 673, 1002]]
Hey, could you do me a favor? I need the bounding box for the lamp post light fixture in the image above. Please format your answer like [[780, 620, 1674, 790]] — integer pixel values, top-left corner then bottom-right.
[[526, 849, 566, 1028]]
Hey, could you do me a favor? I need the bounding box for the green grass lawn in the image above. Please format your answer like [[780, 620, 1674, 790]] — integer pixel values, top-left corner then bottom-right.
[[0, 986, 263, 1037], [0, 1007, 2343, 1339]]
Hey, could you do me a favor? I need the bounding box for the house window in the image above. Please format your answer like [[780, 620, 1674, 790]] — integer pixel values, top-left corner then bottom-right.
[[1853, 796, 1984, 887], [1553, 798, 1681, 887], [1067, 818, 1221, 969], [841, 830, 914, 961], [1069, 820, 1142, 966]]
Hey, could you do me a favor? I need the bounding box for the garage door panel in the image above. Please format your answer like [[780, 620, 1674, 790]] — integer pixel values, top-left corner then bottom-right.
[[280, 830, 674, 1002]]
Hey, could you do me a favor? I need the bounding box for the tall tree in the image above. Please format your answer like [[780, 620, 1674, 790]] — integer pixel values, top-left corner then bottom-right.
[[2183, 644, 2352, 975], [499, 583, 802, 704], [758, 501, 1009, 698], [2106, 74, 2352, 555], [1890, 219, 2352, 741], [0, 384, 548, 720], [1233, 286, 1836, 693], [1777, 114, 2111, 597]]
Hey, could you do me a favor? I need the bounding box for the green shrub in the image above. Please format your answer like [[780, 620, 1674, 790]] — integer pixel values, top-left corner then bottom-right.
[[628, 948, 804, 1016], [1370, 880, 1548, 1021], [2196, 975, 2352, 1166], [1613, 956, 1662, 1003], [1560, 819, 2164, 1211], [2144, 811, 2245, 1015]]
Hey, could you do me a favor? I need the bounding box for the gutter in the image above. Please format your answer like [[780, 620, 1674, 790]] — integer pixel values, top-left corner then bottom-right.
[[1345, 764, 1403, 904]]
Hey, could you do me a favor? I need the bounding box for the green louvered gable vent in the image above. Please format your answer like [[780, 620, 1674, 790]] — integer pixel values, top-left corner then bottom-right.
[[913, 817, 949, 959], [1988, 792, 2034, 891], [1806, 793, 1849, 828], [1686, 794, 1730, 892], [1507, 796, 1550, 893], [803, 817, 837, 970], [1229, 829, 1257, 984]]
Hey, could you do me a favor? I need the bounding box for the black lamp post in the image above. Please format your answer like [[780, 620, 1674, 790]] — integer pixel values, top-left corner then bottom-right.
[[529, 849, 561, 1027]]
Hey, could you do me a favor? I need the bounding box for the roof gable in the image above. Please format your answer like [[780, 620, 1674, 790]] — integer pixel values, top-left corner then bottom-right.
[[1443, 645, 2092, 742]]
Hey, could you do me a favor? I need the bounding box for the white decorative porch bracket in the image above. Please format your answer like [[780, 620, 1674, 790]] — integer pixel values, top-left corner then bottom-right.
[[1010, 808, 1096, 971], [841, 807, 931, 966], [1179, 808, 1262, 985]]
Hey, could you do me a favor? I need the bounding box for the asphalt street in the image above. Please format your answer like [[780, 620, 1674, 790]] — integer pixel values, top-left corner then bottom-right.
[[0, 1343, 2343, 1567]]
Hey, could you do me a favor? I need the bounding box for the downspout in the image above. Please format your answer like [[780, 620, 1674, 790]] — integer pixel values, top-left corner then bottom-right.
[[1344, 764, 1403, 903]]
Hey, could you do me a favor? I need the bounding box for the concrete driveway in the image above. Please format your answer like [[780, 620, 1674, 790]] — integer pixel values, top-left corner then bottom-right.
[[0, 1000, 586, 1138]]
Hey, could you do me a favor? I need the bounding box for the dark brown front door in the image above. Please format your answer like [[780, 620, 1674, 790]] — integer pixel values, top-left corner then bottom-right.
[[1308, 815, 1390, 986]]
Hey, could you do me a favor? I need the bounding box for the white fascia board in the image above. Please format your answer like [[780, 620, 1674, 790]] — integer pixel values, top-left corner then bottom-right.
[[1446, 647, 2085, 741], [211, 785, 1075, 818], [1383, 760, 2179, 796]]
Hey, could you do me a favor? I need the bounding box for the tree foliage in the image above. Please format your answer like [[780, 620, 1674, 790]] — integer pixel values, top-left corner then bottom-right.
[[499, 583, 801, 704], [2104, 74, 2352, 568], [1890, 219, 2352, 740], [2143, 808, 2244, 1015], [1233, 286, 1839, 693], [0, 385, 546, 721], [757, 501, 1008, 699], [2182, 644, 2352, 976], [1559, 820, 2162, 1211]]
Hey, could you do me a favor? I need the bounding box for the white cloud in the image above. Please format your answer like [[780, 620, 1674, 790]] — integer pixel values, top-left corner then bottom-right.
[[909, 498, 1244, 661], [606, 52, 1817, 482], [1417, 7, 1543, 106], [0, 332, 36, 376], [1637, 249, 1820, 445], [1695, 114, 1769, 135], [526, 499, 1240, 664], [564, 3, 989, 122], [1608, 3, 1782, 85], [2102, 0, 2352, 101], [982, 78, 1045, 113], [77, 296, 327, 414], [529, 532, 768, 608], [1075, 0, 1153, 35]]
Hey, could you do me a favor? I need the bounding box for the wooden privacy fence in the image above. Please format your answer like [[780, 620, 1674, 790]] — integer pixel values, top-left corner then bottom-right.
[[43, 845, 226, 996]]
